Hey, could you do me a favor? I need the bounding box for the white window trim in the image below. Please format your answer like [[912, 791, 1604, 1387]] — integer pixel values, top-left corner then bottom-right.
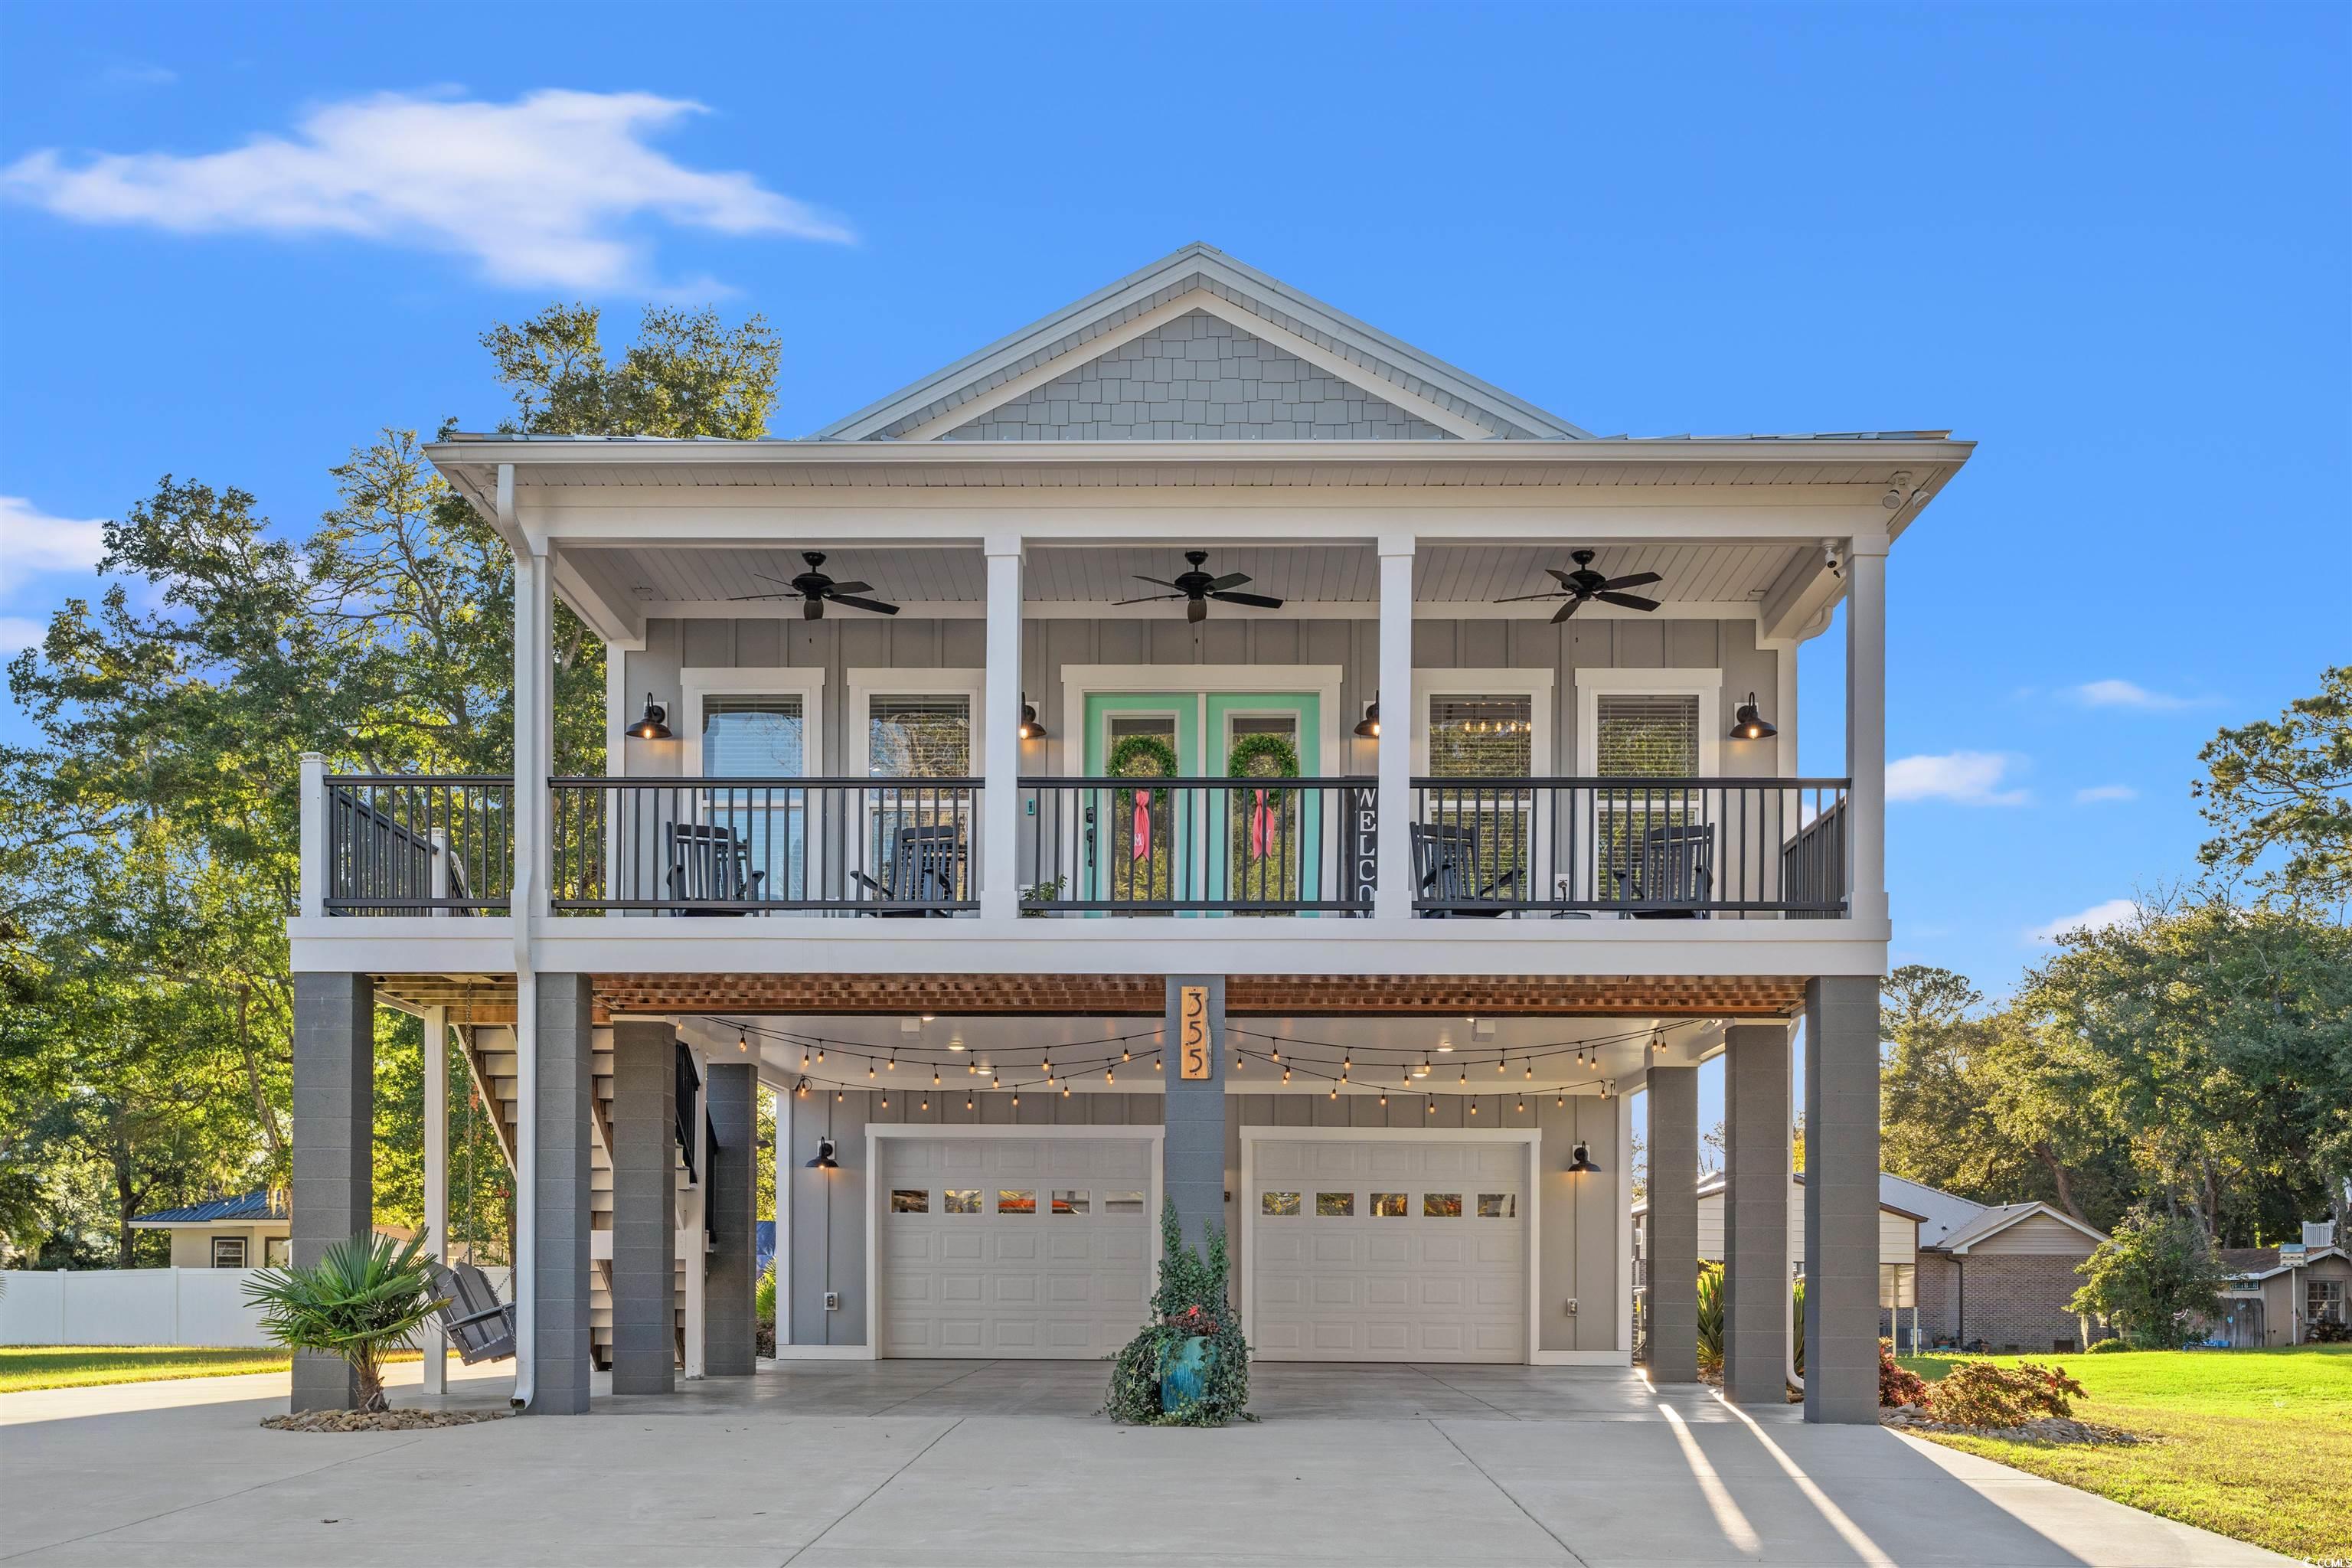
[[1237, 1125, 1542, 1364], [679, 667, 828, 779], [211, 1234, 248, 1269], [845, 668, 986, 779], [1409, 668, 1557, 776], [1573, 668, 1721, 778]]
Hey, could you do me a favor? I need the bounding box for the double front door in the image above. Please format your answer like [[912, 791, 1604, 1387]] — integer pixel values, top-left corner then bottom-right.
[[1079, 690, 1322, 910]]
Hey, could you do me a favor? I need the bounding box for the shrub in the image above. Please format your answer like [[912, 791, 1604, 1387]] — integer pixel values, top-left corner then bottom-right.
[[2069, 1207, 2226, 1349], [2084, 1336, 2133, 1354], [755, 1262, 776, 1326], [1791, 1273, 1805, 1379], [1878, 1339, 1929, 1407], [1695, 1262, 1724, 1376], [244, 1230, 446, 1413], [1104, 1201, 1252, 1426], [1926, 1361, 2087, 1427]]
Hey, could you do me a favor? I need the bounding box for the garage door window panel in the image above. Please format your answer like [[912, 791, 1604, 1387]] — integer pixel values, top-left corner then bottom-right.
[[1372, 1192, 1408, 1217], [1263, 1191, 1302, 1217], [892, 1189, 929, 1214], [1317, 1192, 1355, 1217], [1423, 1193, 1464, 1217], [944, 1188, 981, 1214]]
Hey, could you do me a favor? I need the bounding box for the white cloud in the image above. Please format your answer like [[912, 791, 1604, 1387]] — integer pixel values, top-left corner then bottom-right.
[[0, 495, 109, 592], [2073, 783, 2137, 804], [1886, 751, 2030, 806], [2027, 897, 2138, 944], [1, 89, 853, 289], [2066, 679, 2206, 711], [0, 616, 50, 655]]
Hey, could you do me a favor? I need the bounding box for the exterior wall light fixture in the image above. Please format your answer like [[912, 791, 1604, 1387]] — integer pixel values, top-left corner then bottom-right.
[[1727, 694, 1777, 741], [628, 694, 673, 740]]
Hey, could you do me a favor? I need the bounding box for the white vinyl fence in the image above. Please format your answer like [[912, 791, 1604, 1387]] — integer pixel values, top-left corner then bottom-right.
[[0, 1267, 512, 1348]]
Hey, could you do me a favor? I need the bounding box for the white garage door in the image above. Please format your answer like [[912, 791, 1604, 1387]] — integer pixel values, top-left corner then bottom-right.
[[877, 1136, 1152, 1358], [1250, 1138, 1527, 1363]]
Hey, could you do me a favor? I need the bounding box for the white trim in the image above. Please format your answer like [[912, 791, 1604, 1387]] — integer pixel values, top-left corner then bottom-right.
[[1573, 667, 1723, 778], [1055, 665, 1346, 782], [1238, 1125, 1543, 1364], [861, 1122, 1165, 1360], [619, 599, 1767, 624], [889, 295, 1210, 442], [1942, 1202, 2112, 1255], [678, 666, 829, 778], [1409, 668, 1558, 776], [844, 668, 987, 779]]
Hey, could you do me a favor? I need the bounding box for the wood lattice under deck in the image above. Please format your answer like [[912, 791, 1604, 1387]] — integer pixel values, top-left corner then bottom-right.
[[370, 972, 1808, 1024]]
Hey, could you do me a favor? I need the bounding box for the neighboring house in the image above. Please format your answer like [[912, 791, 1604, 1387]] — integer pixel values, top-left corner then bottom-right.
[[1886, 1173, 2110, 1352], [128, 1191, 290, 1269], [1636, 1171, 2111, 1353], [2216, 1240, 2351, 1348], [284, 243, 1973, 1422]]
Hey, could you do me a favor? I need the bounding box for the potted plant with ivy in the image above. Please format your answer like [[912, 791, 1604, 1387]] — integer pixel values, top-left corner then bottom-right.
[[1224, 730, 1300, 909], [1104, 1201, 1253, 1426], [1107, 732, 1181, 905]]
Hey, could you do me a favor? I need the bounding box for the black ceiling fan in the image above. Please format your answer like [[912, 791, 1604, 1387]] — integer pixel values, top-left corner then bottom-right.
[[728, 552, 900, 620], [1494, 550, 1663, 623], [1114, 550, 1285, 624]]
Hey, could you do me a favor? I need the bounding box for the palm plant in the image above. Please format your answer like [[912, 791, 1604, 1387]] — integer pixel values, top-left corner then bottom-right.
[[1695, 1261, 1725, 1375], [243, 1231, 446, 1413]]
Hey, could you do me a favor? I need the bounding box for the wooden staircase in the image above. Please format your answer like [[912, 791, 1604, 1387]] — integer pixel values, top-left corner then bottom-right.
[[459, 1025, 689, 1371]]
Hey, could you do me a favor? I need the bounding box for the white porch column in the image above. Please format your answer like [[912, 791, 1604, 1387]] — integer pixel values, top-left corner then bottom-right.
[[1374, 537, 1415, 920], [298, 753, 326, 917], [1844, 532, 1890, 926], [982, 536, 1024, 921], [773, 1085, 792, 1347], [421, 1005, 449, 1396]]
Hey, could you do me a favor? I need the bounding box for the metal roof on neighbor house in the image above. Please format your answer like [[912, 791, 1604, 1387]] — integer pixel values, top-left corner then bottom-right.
[[129, 1191, 286, 1227]]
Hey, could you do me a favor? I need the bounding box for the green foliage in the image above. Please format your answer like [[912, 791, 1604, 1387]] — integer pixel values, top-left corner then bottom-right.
[[1224, 730, 1299, 780], [1791, 1272, 1805, 1378], [1104, 1200, 1253, 1426], [755, 1263, 776, 1327], [1694, 1261, 1724, 1376], [1880, 1338, 1930, 1407], [1107, 733, 1181, 804], [480, 302, 782, 441], [243, 1230, 446, 1413], [2069, 1208, 2229, 1348], [2084, 1336, 2135, 1353], [2195, 665, 2352, 907], [1925, 1360, 2087, 1426]]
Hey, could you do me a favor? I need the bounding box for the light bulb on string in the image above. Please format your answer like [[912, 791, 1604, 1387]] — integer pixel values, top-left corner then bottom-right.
[[737, 1031, 749, 1054], [815, 1049, 824, 1063], [1469, 1099, 1479, 1116], [802, 1050, 811, 1070], [1524, 1060, 1532, 1079], [1426, 1096, 1437, 1116], [887, 1054, 895, 1072]]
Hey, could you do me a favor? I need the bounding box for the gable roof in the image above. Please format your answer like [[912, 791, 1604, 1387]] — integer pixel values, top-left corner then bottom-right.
[[813, 243, 1591, 443], [1931, 1200, 2109, 1254], [130, 1190, 286, 1227], [2220, 1245, 2350, 1281]]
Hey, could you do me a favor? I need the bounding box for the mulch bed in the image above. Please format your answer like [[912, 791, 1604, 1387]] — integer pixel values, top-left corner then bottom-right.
[[1881, 1406, 2141, 1446], [261, 1408, 514, 1432]]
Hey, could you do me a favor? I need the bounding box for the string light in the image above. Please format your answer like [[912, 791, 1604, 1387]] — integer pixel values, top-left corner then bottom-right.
[[1011, 1093, 1020, 1107], [1459, 1067, 1468, 1086], [1329, 1086, 1338, 1100], [933, 1069, 942, 1086], [1062, 1085, 1071, 1099], [1270, 1045, 1281, 1062], [1498, 1059, 1506, 1075], [1380, 1092, 1388, 1107], [965, 1095, 975, 1111], [1154, 1055, 1162, 1071], [1557, 1093, 1565, 1107], [1515, 1098, 1524, 1114], [920, 1096, 929, 1111], [1282, 1067, 1292, 1084], [880, 1093, 889, 1109], [835, 1089, 843, 1102], [1426, 1096, 1437, 1115], [887, 1054, 896, 1072], [737, 1031, 749, 1054], [815, 1049, 824, 1063], [1106, 1068, 1115, 1085], [802, 1050, 811, 1070], [1469, 1099, 1480, 1116], [1524, 1060, 1533, 1079], [868, 1063, 877, 1081]]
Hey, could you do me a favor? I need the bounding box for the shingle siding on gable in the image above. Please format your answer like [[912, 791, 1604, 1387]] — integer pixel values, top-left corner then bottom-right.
[[940, 310, 1459, 442]]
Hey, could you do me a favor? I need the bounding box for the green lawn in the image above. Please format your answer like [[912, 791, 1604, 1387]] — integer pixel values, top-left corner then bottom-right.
[[0, 1345, 433, 1394], [1896, 1345, 2352, 1563]]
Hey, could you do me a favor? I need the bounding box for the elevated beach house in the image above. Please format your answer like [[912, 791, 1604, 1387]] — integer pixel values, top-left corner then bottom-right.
[[286, 244, 1971, 1420]]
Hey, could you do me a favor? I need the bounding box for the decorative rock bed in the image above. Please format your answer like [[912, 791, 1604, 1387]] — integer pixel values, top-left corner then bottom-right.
[[262, 1408, 514, 1432], [1881, 1406, 2140, 1446]]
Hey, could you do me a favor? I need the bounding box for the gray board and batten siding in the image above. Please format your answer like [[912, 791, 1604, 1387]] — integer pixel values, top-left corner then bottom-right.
[[619, 615, 1782, 783], [786, 1087, 1625, 1357]]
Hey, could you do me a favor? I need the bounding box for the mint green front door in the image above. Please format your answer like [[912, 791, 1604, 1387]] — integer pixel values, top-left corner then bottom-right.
[[1078, 691, 1320, 910]]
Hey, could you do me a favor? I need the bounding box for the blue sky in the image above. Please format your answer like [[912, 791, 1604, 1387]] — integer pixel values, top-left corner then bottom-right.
[[2, 0, 2345, 1045]]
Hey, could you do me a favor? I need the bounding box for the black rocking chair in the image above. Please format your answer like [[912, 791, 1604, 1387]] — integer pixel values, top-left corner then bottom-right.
[[852, 822, 966, 916], [1411, 822, 1523, 918], [665, 822, 766, 914], [1610, 822, 1716, 919]]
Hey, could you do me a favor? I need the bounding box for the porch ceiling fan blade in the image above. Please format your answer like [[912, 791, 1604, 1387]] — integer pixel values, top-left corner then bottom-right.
[[1209, 590, 1284, 609], [1131, 574, 1181, 589], [1205, 572, 1251, 591], [1595, 590, 1660, 612], [749, 572, 799, 588], [1551, 597, 1584, 624], [1545, 567, 1580, 587], [1494, 590, 1569, 603], [725, 592, 797, 603], [827, 594, 901, 616], [823, 580, 874, 595], [1113, 592, 1185, 606], [1603, 571, 1661, 590]]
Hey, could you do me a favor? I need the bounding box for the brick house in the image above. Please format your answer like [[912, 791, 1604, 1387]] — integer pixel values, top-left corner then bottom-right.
[[1888, 1174, 2110, 1352]]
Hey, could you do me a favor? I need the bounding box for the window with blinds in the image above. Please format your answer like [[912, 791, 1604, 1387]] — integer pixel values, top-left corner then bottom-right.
[[1594, 694, 1698, 778], [702, 695, 805, 777], [868, 693, 972, 778], [1426, 695, 1534, 777]]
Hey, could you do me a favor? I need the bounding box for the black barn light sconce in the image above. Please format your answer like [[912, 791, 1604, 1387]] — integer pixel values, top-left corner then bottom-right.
[[1354, 695, 1381, 740], [805, 1136, 840, 1171], [1727, 693, 1777, 741], [628, 694, 674, 740], [1018, 699, 1047, 741], [1566, 1141, 1603, 1174]]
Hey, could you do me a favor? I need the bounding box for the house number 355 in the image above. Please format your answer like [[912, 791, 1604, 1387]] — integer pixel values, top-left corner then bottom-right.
[[1179, 985, 1211, 1080]]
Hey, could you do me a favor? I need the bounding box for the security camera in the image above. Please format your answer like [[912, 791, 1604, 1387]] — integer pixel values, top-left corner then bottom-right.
[[1823, 541, 1844, 580]]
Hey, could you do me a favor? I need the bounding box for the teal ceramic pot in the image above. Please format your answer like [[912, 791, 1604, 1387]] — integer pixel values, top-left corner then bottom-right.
[[1158, 1334, 1213, 1414]]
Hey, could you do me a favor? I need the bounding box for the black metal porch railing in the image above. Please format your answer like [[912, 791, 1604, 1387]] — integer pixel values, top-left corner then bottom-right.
[[323, 776, 514, 913], [1408, 776, 1851, 917], [547, 778, 980, 914], [1019, 777, 1373, 915]]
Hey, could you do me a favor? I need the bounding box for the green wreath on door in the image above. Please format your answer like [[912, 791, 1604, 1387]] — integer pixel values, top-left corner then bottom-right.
[[1226, 731, 1301, 903]]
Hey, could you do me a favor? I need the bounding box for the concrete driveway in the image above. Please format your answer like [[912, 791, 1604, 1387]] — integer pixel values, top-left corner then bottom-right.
[[0, 1361, 2288, 1566]]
